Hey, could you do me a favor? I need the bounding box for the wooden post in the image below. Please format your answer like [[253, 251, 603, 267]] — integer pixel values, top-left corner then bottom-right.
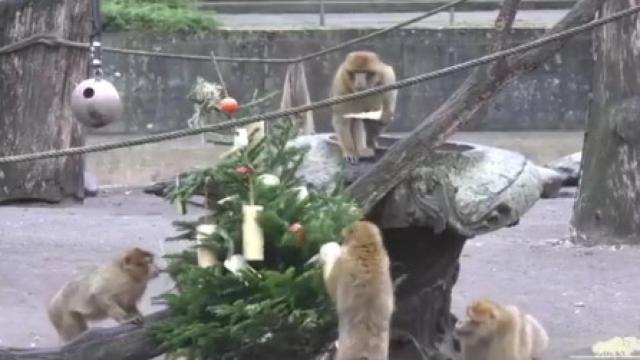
[[571, 0, 640, 245], [0, 0, 88, 203]]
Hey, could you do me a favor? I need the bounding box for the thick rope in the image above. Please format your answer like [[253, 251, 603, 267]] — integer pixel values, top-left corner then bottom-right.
[[0, 0, 464, 64], [0, 4, 637, 164]]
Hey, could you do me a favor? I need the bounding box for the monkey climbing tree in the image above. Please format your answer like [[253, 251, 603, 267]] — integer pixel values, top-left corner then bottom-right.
[[154, 119, 360, 359]]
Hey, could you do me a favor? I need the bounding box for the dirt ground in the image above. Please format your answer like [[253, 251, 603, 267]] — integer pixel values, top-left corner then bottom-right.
[[1, 188, 638, 359]]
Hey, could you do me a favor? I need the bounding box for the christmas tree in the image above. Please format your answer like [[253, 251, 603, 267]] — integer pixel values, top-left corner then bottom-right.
[[152, 118, 361, 359]]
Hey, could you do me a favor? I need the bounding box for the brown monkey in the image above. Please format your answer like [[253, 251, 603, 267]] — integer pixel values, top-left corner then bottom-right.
[[331, 51, 397, 164], [455, 299, 549, 360], [47, 247, 161, 342], [332, 221, 394, 360]]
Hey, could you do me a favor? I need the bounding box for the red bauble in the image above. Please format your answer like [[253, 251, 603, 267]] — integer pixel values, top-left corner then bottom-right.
[[290, 223, 305, 246], [235, 166, 251, 176], [219, 97, 240, 114]]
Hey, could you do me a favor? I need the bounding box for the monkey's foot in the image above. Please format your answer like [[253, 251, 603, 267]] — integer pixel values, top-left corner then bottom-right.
[[343, 154, 359, 164], [358, 147, 375, 158], [124, 315, 145, 326]]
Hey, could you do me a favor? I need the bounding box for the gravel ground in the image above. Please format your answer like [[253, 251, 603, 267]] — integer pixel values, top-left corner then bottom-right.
[[1, 188, 638, 359]]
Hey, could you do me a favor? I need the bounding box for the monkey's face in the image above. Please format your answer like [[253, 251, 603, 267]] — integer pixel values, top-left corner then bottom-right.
[[122, 248, 161, 281], [349, 70, 382, 91], [341, 221, 381, 244], [454, 302, 499, 343]]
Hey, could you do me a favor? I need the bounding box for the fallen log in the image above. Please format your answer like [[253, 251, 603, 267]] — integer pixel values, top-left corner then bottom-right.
[[0, 310, 169, 360]]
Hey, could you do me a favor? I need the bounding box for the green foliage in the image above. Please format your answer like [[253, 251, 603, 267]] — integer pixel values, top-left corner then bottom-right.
[[103, 0, 218, 33], [154, 119, 361, 358]]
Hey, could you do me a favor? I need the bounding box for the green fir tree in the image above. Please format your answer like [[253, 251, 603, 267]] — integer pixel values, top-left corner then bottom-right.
[[153, 119, 361, 359]]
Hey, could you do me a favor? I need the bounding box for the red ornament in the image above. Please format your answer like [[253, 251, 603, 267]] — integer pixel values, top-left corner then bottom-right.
[[235, 166, 251, 176], [219, 97, 240, 114], [290, 223, 305, 246]]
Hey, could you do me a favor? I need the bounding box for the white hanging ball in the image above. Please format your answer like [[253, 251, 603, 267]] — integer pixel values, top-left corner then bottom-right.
[[256, 174, 281, 188], [291, 186, 309, 201], [224, 254, 251, 275], [70, 78, 122, 128]]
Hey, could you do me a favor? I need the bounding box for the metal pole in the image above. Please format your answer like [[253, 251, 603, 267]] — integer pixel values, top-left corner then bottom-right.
[[449, 6, 455, 25], [319, 0, 326, 26]]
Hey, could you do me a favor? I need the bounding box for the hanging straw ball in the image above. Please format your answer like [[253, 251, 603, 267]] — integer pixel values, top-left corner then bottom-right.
[[70, 78, 122, 128]]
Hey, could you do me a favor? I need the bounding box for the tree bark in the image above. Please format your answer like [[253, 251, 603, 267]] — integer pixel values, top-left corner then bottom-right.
[[0, 0, 87, 203], [383, 227, 466, 359], [346, 0, 606, 213], [377, 2, 522, 357], [571, 0, 640, 246]]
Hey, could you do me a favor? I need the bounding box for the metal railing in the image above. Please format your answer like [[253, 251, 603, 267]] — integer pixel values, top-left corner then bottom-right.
[[198, 0, 576, 26]]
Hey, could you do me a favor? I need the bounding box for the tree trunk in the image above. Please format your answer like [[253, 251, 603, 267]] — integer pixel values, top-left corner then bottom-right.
[[0, 0, 87, 203], [571, 1, 640, 246], [382, 227, 465, 360]]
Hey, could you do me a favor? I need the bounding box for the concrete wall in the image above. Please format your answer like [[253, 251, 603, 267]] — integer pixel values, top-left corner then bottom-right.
[[198, 0, 576, 13], [100, 28, 592, 135]]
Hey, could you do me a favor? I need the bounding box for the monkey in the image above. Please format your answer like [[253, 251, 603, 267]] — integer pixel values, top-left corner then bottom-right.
[[454, 299, 549, 360], [330, 220, 395, 360], [47, 247, 161, 342], [331, 51, 397, 164]]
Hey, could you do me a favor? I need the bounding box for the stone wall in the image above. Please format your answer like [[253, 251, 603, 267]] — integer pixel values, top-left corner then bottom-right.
[[100, 28, 592, 134]]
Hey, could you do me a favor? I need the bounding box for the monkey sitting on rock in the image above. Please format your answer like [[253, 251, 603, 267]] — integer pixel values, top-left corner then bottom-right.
[[331, 51, 398, 164]]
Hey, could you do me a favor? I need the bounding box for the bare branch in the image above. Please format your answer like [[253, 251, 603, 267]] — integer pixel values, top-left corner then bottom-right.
[[347, 0, 605, 213]]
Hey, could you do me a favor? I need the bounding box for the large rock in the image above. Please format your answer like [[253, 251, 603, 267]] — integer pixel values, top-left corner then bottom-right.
[[291, 134, 544, 237], [545, 151, 582, 186], [535, 165, 566, 198]]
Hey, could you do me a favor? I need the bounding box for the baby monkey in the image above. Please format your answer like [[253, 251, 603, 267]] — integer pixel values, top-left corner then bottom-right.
[[47, 247, 161, 342], [455, 299, 549, 360]]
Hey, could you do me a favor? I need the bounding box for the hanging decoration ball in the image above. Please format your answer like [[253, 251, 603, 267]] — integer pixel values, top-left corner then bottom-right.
[[219, 97, 240, 114], [256, 174, 280, 188], [70, 78, 122, 128], [291, 186, 309, 201], [224, 254, 251, 275], [289, 223, 305, 246], [235, 166, 251, 176]]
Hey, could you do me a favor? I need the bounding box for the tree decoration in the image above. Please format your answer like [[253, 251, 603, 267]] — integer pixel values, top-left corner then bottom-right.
[[235, 166, 251, 176], [256, 173, 281, 188], [155, 118, 361, 359], [219, 96, 239, 114], [289, 223, 305, 247], [242, 204, 265, 261], [195, 224, 218, 268]]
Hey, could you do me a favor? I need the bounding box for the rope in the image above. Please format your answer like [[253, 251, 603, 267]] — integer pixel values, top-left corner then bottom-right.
[[0, 0, 464, 64], [0, 4, 637, 164], [210, 50, 230, 97]]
